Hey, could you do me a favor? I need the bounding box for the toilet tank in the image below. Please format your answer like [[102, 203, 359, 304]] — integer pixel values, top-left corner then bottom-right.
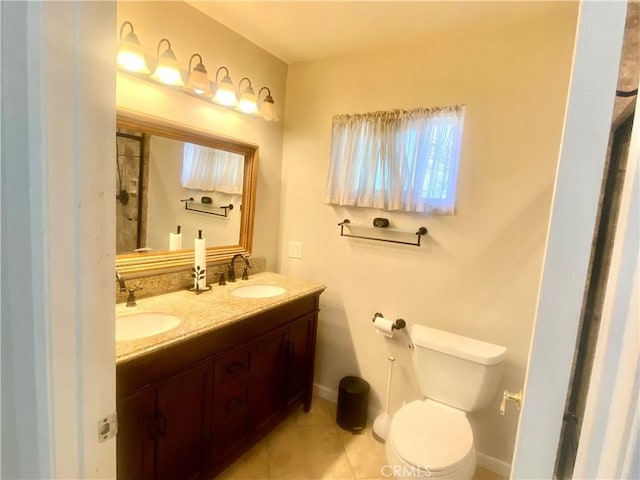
[[412, 324, 507, 412]]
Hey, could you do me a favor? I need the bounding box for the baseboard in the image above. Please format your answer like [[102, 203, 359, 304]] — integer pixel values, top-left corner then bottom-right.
[[313, 383, 338, 403], [313, 383, 384, 421], [476, 452, 512, 478]]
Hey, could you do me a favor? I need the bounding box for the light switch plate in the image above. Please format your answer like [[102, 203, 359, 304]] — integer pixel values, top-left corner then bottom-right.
[[288, 241, 303, 259]]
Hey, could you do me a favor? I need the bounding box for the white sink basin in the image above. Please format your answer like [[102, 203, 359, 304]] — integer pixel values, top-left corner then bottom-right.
[[231, 284, 286, 299], [116, 312, 181, 342]]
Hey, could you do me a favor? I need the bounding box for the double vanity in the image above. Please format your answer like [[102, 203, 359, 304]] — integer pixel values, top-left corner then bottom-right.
[[113, 112, 318, 479], [116, 272, 325, 480]]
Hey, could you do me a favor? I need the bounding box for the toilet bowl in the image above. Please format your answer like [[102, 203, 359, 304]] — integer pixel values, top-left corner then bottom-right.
[[384, 325, 506, 480], [385, 400, 476, 479]]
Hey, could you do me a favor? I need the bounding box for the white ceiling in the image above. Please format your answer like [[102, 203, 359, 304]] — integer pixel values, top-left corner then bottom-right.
[[187, 1, 562, 64]]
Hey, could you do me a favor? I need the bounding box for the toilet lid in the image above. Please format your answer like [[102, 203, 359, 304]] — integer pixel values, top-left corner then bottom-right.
[[390, 400, 474, 472]]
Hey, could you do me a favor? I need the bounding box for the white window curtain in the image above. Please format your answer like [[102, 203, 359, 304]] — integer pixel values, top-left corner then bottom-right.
[[181, 143, 244, 194], [325, 105, 465, 214]]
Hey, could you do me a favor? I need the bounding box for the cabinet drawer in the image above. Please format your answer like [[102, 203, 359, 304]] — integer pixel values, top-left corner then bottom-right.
[[211, 408, 251, 463], [214, 379, 251, 421], [215, 347, 252, 386]]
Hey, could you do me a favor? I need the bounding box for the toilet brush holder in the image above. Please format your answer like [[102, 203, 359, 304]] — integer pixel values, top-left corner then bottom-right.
[[373, 356, 395, 443]]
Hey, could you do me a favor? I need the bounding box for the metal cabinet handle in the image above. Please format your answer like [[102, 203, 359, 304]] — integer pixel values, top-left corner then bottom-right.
[[146, 412, 167, 439], [146, 414, 157, 440], [157, 413, 167, 436]]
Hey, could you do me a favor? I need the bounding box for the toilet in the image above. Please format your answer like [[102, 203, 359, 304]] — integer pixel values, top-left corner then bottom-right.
[[385, 324, 506, 479]]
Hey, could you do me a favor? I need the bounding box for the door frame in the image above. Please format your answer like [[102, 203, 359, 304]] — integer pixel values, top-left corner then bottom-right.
[[572, 97, 638, 479], [510, 2, 628, 478], [1, 2, 116, 477]]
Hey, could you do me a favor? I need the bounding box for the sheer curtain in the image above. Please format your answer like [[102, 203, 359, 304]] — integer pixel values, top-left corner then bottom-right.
[[325, 105, 465, 214], [181, 143, 244, 194]]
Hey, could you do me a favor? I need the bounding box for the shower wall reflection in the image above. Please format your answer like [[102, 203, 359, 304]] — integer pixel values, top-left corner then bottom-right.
[[115, 131, 149, 254]]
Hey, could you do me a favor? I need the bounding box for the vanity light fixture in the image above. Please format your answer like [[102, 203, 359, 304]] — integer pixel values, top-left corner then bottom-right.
[[236, 77, 259, 115], [116, 31, 275, 120], [116, 21, 150, 74], [212, 67, 238, 107], [258, 87, 278, 122], [185, 54, 212, 96], [151, 38, 185, 87]]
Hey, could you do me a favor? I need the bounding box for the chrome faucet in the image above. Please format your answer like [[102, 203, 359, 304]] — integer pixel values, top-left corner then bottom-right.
[[116, 271, 142, 307], [228, 254, 251, 282]]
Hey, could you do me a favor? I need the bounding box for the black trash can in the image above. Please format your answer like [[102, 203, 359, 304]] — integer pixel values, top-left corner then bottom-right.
[[336, 376, 370, 432]]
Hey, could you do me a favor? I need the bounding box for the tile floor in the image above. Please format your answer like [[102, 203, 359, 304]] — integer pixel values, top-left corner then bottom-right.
[[214, 397, 505, 480]]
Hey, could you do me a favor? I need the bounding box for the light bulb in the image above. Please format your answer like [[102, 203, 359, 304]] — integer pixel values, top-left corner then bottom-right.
[[236, 78, 258, 115], [150, 39, 185, 87], [185, 54, 212, 96], [212, 67, 238, 107], [258, 87, 278, 121], [116, 22, 149, 74]]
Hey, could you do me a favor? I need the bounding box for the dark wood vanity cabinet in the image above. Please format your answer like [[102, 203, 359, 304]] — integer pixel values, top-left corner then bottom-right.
[[285, 314, 316, 407], [117, 388, 155, 480], [116, 363, 212, 480], [116, 294, 320, 480], [252, 313, 316, 434]]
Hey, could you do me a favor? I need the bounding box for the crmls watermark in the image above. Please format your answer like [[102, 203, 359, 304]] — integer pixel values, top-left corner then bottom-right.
[[380, 464, 432, 478]]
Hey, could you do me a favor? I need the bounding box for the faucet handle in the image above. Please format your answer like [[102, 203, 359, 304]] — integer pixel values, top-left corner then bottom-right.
[[241, 265, 251, 280], [126, 286, 142, 307], [227, 264, 236, 282], [499, 390, 522, 415]]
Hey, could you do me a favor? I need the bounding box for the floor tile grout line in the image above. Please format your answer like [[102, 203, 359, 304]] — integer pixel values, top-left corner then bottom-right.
[[339, 428, 358, 480], [263, 438, 273, 480]]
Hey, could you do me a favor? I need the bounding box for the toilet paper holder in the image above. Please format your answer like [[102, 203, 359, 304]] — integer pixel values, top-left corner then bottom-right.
[[372, 312, 406, 331]]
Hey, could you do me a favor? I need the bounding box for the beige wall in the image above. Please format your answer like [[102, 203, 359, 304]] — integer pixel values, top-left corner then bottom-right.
[[116, 1, 287, 270], [279, 4, 578, 464]]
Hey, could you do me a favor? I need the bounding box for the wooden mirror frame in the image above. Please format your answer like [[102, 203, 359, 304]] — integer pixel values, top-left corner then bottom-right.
[[115, 109, 258, 275]]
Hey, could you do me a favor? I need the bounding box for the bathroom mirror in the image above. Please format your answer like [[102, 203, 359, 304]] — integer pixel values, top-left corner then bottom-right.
[[115, 109, 258, 274]]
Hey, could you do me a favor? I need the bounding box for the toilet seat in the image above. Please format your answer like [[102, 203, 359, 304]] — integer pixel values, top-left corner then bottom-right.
[[389, 399, 474, 474]]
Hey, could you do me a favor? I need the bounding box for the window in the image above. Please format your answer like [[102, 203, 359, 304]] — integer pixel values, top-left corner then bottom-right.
[[181, 143, 244, 194], [325, 105, 465, 214]]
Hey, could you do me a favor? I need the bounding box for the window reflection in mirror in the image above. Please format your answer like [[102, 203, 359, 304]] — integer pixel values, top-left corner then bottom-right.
[[115, 110, 257, 275], [116, 132, 244, 254]]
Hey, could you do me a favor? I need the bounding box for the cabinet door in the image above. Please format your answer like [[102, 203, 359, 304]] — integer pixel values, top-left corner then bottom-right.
[[285, 314, 316, 408], [117, 387, 156, 480], [211, 407, 251, 465], [155, 363, 213, 480], [253, 327, 287, 432]]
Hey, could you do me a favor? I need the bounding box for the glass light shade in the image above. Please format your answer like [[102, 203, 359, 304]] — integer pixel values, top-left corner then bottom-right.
[[117, 33, 149, 74], [260, 97, 278, 122], [212, 76, 238, 107], [185, 66, 212, 96], [237, 88, 259, 115], [151, 49, 184, 86]]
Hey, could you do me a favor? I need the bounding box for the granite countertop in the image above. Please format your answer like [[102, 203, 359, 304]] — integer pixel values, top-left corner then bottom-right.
[[115, 272, 326, 365]]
